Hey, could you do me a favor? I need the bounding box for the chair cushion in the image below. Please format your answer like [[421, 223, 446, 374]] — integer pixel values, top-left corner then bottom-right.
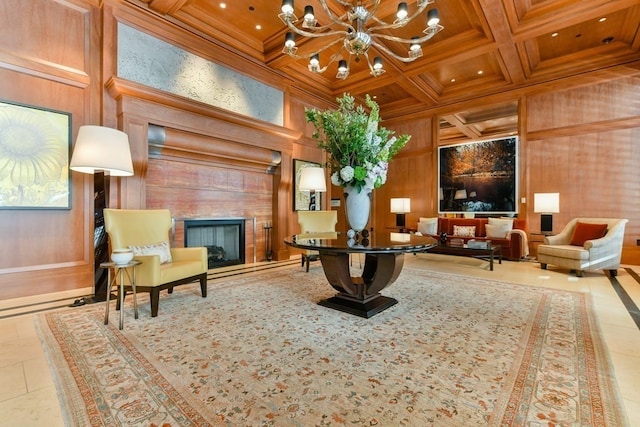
[[130, 241, 173, 264], [538, 244, 590, 261], [453, 225, 476, 237], [570, 222, 608, 246], [160, 260, 202, 283], [418, 217, 438, 235], [488, 217, 514, 232], [486, 223, 510, 239]]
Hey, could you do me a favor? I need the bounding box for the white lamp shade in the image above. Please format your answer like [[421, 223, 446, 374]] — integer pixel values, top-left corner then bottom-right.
[[454, 189, 467, 200], [533, 193, 560, 213], [70, 125, 134, 176], [390, 198, 411, 213], [298, 167, 326, 192]]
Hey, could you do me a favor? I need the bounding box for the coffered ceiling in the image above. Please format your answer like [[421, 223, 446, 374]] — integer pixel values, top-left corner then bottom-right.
[[131, 0, 640, 140]]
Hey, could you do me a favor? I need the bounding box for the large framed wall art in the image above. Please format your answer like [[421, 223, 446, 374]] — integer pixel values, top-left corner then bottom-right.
[[0, 100, 72, 209], [293, 159, 322, 211], [438, 137, 518, 215]]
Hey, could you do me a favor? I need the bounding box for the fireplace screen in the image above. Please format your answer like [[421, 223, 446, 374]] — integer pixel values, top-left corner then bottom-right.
[[184, 219, 245, 269]]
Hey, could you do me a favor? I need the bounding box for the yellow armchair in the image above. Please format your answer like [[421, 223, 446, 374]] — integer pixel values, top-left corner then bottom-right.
[[297, 210, 338, 272], [104, 209, 208, 317]]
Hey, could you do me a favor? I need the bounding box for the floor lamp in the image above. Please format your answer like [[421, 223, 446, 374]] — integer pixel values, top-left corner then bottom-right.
[[70, 125, 134, 303], [298, 166, 326, 210], [390, 198, 411, 232], [534, 193, 560, 235]]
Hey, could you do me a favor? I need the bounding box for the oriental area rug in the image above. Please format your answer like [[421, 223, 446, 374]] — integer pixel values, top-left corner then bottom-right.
[[36, 266, 628, 426]]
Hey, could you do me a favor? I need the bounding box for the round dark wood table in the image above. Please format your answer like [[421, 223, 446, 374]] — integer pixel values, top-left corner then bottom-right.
[[285, 231, 437, 318]]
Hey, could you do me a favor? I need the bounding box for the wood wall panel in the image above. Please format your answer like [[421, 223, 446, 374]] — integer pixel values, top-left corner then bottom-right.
[[372, 117, 436, 232], [0, 0, 98, 300], [0, 0, 89, 77], [527, 77, 640, 131], [524, 80, 640, 262]]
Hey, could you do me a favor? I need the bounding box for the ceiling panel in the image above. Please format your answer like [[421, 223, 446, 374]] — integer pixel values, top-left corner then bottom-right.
[[134, 0, 640, 130]]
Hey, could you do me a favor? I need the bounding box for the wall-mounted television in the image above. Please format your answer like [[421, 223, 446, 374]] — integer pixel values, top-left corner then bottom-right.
[[439, 137, 518, 215]]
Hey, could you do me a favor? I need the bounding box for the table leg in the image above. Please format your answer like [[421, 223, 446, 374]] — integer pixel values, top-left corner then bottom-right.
[[132, 266, 138, 320], [318, 252, 404, 318], [118, 268, 125, 330], [103, 268, 115, 325], [490, 251, 494, 271]]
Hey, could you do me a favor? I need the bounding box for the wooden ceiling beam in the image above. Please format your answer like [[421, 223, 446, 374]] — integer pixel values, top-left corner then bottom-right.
[[442, 113, 483, 139]]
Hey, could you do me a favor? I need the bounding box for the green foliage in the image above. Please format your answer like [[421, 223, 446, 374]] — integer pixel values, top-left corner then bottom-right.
[[305, 93, 411, 192]]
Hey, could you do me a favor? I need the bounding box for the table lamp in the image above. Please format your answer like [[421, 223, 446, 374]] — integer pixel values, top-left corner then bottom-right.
[[534, 192, 559, 234], [390, 198, 411, 230], [298, 166, 326, 210]]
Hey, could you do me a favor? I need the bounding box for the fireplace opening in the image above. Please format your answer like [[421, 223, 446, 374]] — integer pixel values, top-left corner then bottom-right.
[[184, 219, 245, 269]]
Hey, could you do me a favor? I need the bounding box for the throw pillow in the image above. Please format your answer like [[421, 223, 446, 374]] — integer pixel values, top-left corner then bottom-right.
[[485, 223, 510, 239], [418, 217, 438, 235], [453, 225, 476, 238], [130, 241, 173, 264], [488, 217, 513, 232], [570, 222, 608, 246]]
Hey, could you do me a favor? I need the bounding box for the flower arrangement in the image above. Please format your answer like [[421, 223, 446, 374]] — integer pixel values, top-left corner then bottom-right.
[[305, 94, 411, 193]]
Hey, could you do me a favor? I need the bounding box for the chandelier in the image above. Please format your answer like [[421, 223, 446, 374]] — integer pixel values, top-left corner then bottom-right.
[[279, 0, 443, 80]]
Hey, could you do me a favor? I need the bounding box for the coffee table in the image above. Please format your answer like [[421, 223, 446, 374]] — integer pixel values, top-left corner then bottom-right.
[[428, 241, 502, 270], [285, 232, 437, 318]]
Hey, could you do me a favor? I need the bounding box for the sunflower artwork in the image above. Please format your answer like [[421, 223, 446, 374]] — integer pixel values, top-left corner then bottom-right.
[[0, 101, 71, 209]]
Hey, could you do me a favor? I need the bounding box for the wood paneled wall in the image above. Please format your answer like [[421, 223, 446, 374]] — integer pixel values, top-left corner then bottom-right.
[[0, 0, 100, 300], [524, 78, 640, 264]]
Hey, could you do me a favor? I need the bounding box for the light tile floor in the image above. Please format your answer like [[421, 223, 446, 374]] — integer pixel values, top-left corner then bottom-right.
[[0, 256, 639, 426]]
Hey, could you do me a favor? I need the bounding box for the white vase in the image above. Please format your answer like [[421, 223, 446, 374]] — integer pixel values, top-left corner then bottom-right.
[[344, 185, 371, 232]]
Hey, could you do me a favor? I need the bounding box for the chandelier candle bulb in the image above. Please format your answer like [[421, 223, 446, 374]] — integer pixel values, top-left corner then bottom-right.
[[397, 2, 408, 21]]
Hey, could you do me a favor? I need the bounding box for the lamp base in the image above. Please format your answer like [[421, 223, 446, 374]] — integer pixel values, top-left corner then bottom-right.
[[541, 214, 553, 234], [395, 213, 406, 229]]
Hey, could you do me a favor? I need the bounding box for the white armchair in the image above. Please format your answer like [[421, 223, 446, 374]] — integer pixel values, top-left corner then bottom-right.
[[537, 218, 628, 277]]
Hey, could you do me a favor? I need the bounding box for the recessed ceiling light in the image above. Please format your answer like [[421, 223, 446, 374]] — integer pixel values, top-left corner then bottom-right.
[[220, 2, 226, 8], [450, 78, 456, 83], [256, 25, 262, 30], [477, 70, 483, 75], [599, 17, 607, 22], [551, 32, 558, 37]]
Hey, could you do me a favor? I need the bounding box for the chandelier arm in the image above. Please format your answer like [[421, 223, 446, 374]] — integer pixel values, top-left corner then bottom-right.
[[370, 40, 418, 63], [371, 26, 443, 45], [286, 37, 346, 60], [312, 46, 350, 74], [318, 1, 355, 32], [285, 20, 349, 39], [331, 0, 358, 8], [363, 52, 376, 73]]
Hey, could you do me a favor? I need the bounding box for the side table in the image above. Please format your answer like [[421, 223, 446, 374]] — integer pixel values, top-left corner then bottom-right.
[[100, 260, 141, 330], [529, 232, 552, 259]]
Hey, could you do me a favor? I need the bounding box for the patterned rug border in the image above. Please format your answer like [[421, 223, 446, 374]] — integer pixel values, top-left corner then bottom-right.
[[35, 266, 629, 426]]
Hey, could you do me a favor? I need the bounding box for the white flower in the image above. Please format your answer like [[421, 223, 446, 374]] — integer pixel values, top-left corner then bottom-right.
[[340, 165, 354, 182], [331, 172, 341, 186]]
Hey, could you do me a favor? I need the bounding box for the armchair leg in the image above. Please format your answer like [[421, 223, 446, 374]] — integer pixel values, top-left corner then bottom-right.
[[576, 270, 584, 277], [199, 272, 207, 297], [608, 269, 618, 277], [150, 288, 160, 317], [541, 263, 547, 270]]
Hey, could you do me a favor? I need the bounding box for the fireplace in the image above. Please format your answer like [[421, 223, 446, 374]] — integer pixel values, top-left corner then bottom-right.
[[184, 219, 245, 269]]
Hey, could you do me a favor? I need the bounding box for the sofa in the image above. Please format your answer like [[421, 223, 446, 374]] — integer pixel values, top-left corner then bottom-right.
[[417, 217, 529, 261]]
